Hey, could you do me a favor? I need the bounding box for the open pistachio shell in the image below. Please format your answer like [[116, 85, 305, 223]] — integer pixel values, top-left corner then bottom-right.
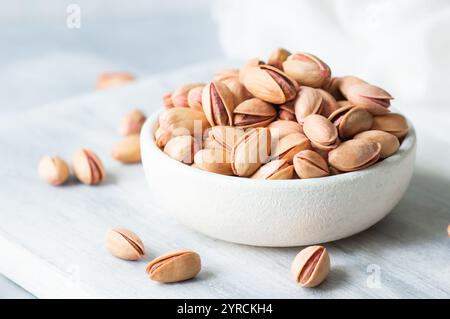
[[271, 132, 311, 163], [251, 159, 294, 180], [294, 86, 323, 124], [194, 148, 234, 176], [234, 98, 277, 129], [268, 120, 304, 140], [282, 52, 331, 88], [202, 81, 235, 126], [328, 139, 382, 172], [291, 246, 330, 288], [159, 107, 210, 134], [210, 126, 245, 153], [163, 135, 199, 164], [293, 150, 330, 179], [337, 107, 373, 139]]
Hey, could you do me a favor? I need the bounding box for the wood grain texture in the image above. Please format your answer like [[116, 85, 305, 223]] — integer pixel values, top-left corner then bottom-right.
[[0, 61, 449, 298]]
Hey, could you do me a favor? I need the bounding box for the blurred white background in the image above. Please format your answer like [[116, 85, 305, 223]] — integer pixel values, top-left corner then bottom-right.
[[1, 0, 449, 298]]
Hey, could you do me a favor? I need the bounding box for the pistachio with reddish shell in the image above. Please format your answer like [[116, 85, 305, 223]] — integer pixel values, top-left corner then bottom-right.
[[328, 139, 382, 172], [271, 132, 311, 163], [268, 120, 303, 140], [341, 81, 393, 115], [96, 72, 135, 90], [159, 107, 210, 135], [291, 246, 330, 288], [170, 83, 205, 108], [303, 114, 339, 150], [293, 150, 330, 179], [119, 109, 146, 136], [328, 106, 373, 139], [71, 149, 106, 185], [354, 130, 400, 158], [202, 81, 235, 126], [233, 98, 277, 129], [209, 125, 245, 153], [317, 89, 339, 117], [111, 134, 141, 164], [214, 68, 239, 82], [336, 75, 367, 93], [164, 135, 200, 164], [239, 57, 265, 83], [251, 159, 294, 180], [268, 48, 291, 69], [222, 78, 252, 105], [187, 86, 204, 111], [243, 65, 298, 104], [162, 92, 174, 109], [283, 53, 331, 88], [231, 128, 271, 177], [294, 86, 323, 125], [146, 249, 201, 283], [105, 228, 145, 261], [278, 102, 296, 121], [371, 113, 409, 138], [38, 156, 70, 186], [194, 148, 234, 176]]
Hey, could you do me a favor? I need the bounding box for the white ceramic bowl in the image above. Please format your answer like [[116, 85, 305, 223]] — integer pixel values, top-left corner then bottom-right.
[[141, 111, 416, 247]]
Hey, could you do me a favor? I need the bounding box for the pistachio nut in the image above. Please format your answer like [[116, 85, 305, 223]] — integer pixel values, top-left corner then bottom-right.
[[328, 106, 373, 139], [328, 139, 381, 172], [105, 228, 145, 261], [268, 120, 303, 140], [231, 128, 271, 177], [239, 57, 265, 83], [171, 83, 205, 108], [164, 135, 199, 164], [268, 47, 291, 69], [303, 114, 339, 150], [111, 134, 141, 164], [341, 81, 393, 115], [336, 75, 367, 93], [119, 109, 146, 136], [371, 113, 409, 138], [159, 107, 210, 135], [71, 149, 106, 185], [146, 249, 201, 283], [209, 125, 245, 153], [293, 150, 330, 179], [96, 72, 135, 90], [278, 102, 296, 121], [242, 65, 298, 104], [202, 81, 235, 126], [291, 246, 330, 288], [233, 98, 277, 129], [294, 86, 323, 124], [271, 132, 311, 163], [194, 148, 234, 176], [163, 92, 174, 109], [222, 78, 252, 105], [317, 89, 339, 117], [214, 68, 239, 82], [354, 130, 400, 158], [38, 156, 70, 186], [251, 159, 294, 180], [187, 86, 204, 111], [283, 53, 331, 88]]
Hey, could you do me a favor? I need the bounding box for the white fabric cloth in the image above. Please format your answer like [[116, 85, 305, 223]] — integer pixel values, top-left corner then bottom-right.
[[213, 0, 450, 106]]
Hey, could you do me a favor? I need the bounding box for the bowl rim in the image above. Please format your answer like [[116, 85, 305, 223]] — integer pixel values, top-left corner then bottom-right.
[[141, 109, 417, 188]]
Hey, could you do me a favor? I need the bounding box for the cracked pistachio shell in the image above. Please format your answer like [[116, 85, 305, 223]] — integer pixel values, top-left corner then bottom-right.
[[293, 150, 330, 179], [328, 139, 381, 172], [242, 65, 298, 104], [251, 159, 294, 180], [283, 53, 331, 88], [154, 126, 188, 149], [294, 86, 323, 124], [159, 107, 210, 134], [171, 83, 205, 108], [234, 98, 277, 129], [268, 48, 291, 69], [194, 148, 234, 176], [222, 78, 252, 106], [231, 128, 271, 177], [271, 132, 311, 163], [331, 107, 374, 139], [202, 81, 235, 126], [210, 125, 245, 153], [119, 109, 146, 136], [105, 228, 145, 261], [111, 134, 141, 164], [278, 102, 296, 121], [146, 249, 201, 283], [214, 68, 239, 82], [164, 135, 199, 164], [291, 246, 330, 288], [268, 120, 303, 140], [239, 58, 265, 83], [38, 156, 70, 186], [371, 113, 409, 138], [341, 80, 393, 115], [303, 114, 338, 147], [317, 89, 339, 117], [71, 149, 106, 185], [96, 72, 135, 90], [354, 130, 400, 159]]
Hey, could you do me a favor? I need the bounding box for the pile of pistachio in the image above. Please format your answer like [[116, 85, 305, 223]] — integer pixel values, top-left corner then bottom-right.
[[156, 48, 409, 179]]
